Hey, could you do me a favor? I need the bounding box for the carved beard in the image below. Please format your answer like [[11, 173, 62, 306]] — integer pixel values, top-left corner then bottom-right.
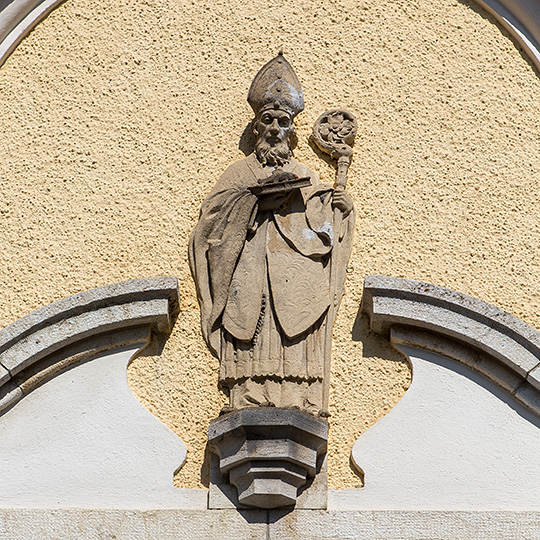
[[255, 138, 292, 167]]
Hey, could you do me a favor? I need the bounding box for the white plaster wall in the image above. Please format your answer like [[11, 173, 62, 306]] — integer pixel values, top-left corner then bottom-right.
[[350, 346, 540, 510], [0, 345, 203, 509]]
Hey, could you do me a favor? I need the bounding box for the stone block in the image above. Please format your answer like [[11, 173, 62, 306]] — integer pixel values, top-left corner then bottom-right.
[[268, 510, 540, 540], [209, 453, 327, 510], [0, 508, 266, 540]]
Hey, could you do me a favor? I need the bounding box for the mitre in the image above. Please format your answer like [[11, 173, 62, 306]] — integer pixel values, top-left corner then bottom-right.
[[247, 52, 305, 117]]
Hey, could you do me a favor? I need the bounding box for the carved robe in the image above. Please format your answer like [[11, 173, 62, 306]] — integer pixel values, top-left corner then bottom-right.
[[189, 152, 354, 410]]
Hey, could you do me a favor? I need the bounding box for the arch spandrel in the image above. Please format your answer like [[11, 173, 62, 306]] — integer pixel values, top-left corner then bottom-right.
[[2, 0, 540, 73], [348, 275, 540, 509], [0, 277, 203, 508]]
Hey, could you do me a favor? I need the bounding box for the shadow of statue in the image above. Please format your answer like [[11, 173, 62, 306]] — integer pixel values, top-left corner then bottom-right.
[[238, 121, 256, 156], [307, 135, 338, 170]]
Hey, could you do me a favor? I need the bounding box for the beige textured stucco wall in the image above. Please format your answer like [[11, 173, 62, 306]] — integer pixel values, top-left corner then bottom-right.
[[0, 0, 540, 489]]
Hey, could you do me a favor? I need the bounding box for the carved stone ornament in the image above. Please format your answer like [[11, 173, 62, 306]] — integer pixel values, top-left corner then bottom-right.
[[189, 53, 356, 508]]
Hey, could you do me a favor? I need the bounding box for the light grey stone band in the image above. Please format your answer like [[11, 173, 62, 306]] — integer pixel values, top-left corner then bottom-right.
[[476, 0, 540, 71], [362, 274, 540, 416], [271, 509, 540, 540], [1, 508, 540, 539], [0, 0, 64, 68], [0, 276, 179, 413]]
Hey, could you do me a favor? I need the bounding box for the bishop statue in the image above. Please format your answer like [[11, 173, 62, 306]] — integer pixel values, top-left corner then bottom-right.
[[189, 53, 354, 416]]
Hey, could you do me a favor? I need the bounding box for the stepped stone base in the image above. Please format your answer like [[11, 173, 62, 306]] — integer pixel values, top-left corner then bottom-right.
[[208, 408, 328, 509]]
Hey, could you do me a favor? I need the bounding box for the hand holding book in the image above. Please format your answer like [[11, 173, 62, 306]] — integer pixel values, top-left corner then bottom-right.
[[250, 171, 311, 211]]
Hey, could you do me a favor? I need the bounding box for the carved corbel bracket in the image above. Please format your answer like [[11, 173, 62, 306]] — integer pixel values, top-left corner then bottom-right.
[[208, 408, 328, 509]]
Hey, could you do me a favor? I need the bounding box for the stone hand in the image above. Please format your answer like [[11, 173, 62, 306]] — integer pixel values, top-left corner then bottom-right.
[[332, 189, 353, 217]]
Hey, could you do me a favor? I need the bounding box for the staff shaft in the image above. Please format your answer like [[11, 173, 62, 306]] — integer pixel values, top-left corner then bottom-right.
[[321, 157, 351, 415]]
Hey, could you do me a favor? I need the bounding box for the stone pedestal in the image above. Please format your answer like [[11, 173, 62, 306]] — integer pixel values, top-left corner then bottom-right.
[[208, 408, 328, 509]]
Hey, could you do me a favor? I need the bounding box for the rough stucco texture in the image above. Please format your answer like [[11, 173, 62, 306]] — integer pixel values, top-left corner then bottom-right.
[[0, 0, 539, 490]]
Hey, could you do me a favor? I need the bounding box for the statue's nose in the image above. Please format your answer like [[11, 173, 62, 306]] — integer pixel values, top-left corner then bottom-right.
[[269, 118, 280, 133]]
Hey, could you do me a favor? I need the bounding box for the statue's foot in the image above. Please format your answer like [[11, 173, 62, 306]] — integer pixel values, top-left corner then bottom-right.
[[260, 401, 276, 408], [318, 409, 331, 418]]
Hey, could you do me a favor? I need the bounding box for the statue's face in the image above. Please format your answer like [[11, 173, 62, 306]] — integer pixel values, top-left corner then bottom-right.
[[253, 108, 294, 167], [254, 109, 293, 147]]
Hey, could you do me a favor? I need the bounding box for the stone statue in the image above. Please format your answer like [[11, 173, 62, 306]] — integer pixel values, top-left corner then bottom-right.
[[189, 53, 354, 417]]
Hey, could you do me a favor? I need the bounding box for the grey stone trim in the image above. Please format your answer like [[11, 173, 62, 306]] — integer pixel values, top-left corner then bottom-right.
[[0, 0, 65, 68], [0, 508, 539, 539], [362, 275, 540, 415], [0, 508, 267, 539], [0, 276, 179, 413], [391, 326, 524, 396], [270, 509, 540, 539], [209, 453, 328, 510], [208, 408, 328, 509], [0, 363, 9, 386], [476, 0, 540, 72]]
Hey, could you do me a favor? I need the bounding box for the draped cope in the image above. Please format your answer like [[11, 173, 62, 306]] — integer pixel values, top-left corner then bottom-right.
[[189, 153, 354, 386]]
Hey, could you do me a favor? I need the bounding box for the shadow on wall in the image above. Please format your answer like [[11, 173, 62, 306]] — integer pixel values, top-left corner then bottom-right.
[[239, 121, 256, 156], [350, 304, 540, 431], [136, 331, 169, 359], [415, 345, 540, 429], [351, 309, 410, 369], [348, 309, 411, 482]]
